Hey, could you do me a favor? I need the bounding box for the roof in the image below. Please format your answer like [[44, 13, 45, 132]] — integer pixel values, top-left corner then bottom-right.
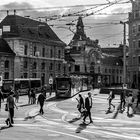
[[102, 56, 123, 66], [0, 38, 15, 55], [0, 15, 66, 46], [101, 46, 123, 57]]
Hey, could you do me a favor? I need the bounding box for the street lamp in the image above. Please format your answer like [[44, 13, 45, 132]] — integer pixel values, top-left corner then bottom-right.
[[120, 21, 127, 89]]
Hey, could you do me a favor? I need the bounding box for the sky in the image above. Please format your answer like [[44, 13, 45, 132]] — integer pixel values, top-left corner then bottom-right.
[[0, 0, 132, 48]]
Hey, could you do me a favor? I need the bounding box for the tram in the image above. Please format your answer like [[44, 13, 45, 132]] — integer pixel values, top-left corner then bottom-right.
[[2, 78, 41, 97], [55, 77, 72, 98]]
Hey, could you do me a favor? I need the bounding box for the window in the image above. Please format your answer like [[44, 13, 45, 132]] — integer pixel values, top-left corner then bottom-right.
[[98, 67, 100, 73], [58, 50, 61, 58], [33, 46, 37, 56], [24, 61, 28, 69], [23, 73, 28, 78], [4, 60, 9, 69], [133, 40, 136, 48], [42, 48, 45, 57], [138, 40, 140, 48], [69, 66, 71, 72], [58, 63, 61, 71], [105, 68, 107, 73], [50, 49, 53, 58], [75, 65, 80, 72], [139, 56, 140, 64], [32, 73, 37, 78], [41, 62, 45, 70], [33, 62, 37, 69], [132, 25, 136, 33], [4, 72, 9, 79], [24, 44, 28, 55], [49, 63, 53, 70], [138, 25, 140, 32]]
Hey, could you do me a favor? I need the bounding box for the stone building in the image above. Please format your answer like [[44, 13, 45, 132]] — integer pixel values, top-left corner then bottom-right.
[[0, 14, 66, 86], [128, 0, 140, 88], [68, 16, 123, 87], [68, 17, 102, 87], [101, 46, 123, 87], [0, 38, 15, 79]]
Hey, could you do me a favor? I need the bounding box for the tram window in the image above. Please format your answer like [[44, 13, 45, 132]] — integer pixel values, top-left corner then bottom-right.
[[20, 80, 29, 89], [30, 80, 41, 88]]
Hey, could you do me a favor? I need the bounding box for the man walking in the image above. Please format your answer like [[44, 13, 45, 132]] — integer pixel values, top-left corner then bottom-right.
[[76, 94, 84, 117], [37, 92, 46, 115], [5, 91, 18, 127], [83, 92, 93, 123], [107, 90, 115, 111]]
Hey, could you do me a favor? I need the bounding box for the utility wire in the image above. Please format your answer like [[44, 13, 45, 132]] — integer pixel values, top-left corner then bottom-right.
[[0, 1, 130, 12]]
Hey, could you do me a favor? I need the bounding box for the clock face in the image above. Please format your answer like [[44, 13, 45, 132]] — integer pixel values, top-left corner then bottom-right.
[[78, 26, 81, 29]]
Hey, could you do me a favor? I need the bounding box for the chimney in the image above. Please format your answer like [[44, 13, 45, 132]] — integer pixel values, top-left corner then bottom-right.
[[7, 10, 9, 15], [14, 9, 16, 15]]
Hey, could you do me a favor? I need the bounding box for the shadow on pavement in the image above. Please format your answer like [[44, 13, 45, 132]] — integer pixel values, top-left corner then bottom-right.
[[75, 122, 90, 133], [0, 125, 10, 131], [24, 113, 39, 121], [68, 117, 82, 123]]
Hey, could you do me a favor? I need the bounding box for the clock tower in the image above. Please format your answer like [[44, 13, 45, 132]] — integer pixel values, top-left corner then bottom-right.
[[72, 16, 87, 41]]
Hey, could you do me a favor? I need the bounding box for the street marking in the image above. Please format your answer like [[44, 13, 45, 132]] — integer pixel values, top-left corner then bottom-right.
[[27, 126, 89, 140]]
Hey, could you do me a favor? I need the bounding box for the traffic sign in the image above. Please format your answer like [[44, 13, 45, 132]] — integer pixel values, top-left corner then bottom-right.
[[49, 76, 53, 85]]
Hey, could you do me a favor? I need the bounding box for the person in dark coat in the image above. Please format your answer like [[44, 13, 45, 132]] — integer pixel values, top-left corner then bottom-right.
[[120, 90, 126, 111], [83, 92, 93, 123], [76, 94, 84, 117], [136, 90, 140, 108], [37, 92, 46, 115], [5, 91, 18, 127], [0, 88, 4, 110]]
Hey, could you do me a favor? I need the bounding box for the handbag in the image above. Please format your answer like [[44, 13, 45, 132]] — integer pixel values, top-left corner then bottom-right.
[[5, 103, 8, 111]]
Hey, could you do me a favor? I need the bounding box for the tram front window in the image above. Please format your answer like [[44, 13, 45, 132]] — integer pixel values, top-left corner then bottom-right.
[[57, 81, 69, 90]]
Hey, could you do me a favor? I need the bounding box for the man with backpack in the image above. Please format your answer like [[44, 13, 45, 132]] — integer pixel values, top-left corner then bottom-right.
[[107, 90, 115, 111]]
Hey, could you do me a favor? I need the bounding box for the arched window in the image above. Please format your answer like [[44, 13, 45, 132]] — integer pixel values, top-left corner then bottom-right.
[[24, 44, 28, 55], [33, 62, 37, 69], [58, 50, 61, 58]]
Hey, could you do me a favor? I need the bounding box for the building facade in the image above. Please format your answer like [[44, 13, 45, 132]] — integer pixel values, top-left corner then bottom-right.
[[0, 38, 15, 80], [68, 17, 123, 87], [128, 0, 140, 88], [0, 14, 66, 86]]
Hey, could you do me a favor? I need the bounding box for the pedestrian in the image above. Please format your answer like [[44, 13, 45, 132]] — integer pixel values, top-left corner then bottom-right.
[[37, 92, 46, 115], [27, 88, 31, 104], [120, 90, 126, 111], [5, 91, 18, 127], [83, 92, 93, 123], [0, 87, 4, 111], [14, 89, 19, 103], [126, 92, 134, 116], [107, 90, 115, 111], [31, 89, 36, 104], [76, 94, 84, 117], [136, 90, 140, 108]]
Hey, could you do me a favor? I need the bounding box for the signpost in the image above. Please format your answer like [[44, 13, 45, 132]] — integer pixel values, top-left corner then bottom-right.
[[49, 76, 53, 96], [0, 76, 3, 87]]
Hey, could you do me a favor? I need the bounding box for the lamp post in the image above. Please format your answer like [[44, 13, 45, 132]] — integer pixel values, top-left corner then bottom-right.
[[120, 21, 127, 89]]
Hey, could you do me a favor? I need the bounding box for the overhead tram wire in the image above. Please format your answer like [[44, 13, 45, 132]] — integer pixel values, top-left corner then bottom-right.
[[70, 0, 129, 23], [0, 1, 130, 12]]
